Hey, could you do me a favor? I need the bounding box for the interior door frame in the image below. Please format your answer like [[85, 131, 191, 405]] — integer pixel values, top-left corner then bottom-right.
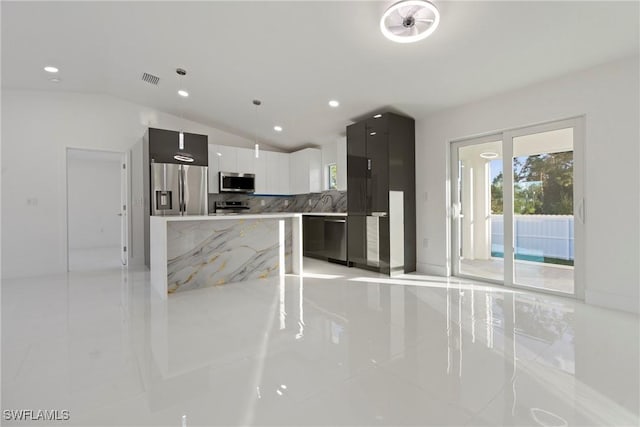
[[450, 116, 585, 300], [65, 147, 129, 271]]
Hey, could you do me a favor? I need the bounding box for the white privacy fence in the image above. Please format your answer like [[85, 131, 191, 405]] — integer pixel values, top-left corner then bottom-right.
[[491, 215, 574, 261]]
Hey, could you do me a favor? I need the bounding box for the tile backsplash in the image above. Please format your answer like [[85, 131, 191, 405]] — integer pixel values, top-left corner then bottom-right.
[[209, 190, 347, 214]]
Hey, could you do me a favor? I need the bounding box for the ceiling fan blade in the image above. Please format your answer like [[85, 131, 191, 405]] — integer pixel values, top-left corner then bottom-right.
[[399, 5, 420, 18], [387, 25, 407, 33]]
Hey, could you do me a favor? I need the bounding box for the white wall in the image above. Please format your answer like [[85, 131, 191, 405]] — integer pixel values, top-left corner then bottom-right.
[[1, 90, 257, 278], [415, 56, 640, 313], [67, 152, 121, 249]]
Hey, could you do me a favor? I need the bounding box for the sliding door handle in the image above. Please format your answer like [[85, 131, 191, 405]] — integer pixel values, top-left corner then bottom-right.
[[367, 159, 372, 170], [577, 198, 585, 224]]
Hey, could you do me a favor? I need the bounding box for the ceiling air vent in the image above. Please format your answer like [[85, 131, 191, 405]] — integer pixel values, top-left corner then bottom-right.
[[141, 72, 160, 86]]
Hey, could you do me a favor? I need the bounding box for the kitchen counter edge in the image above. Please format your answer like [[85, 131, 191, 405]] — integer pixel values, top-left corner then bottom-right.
[[151, 213, 303, 222]]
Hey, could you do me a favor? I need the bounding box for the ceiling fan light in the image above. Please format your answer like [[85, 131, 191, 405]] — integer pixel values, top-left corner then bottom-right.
[[174, 153, 195, 163], [380, 0, 440, 43], [480, 152, 499, 159]]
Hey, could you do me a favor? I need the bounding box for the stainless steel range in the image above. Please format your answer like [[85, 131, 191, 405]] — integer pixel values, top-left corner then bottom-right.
[[212, 200, 250, 215]]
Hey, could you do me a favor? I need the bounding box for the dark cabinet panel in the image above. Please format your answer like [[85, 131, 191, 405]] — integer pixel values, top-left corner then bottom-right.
[[303, 216, 324, 255], [365, 130, 389, 215], [347, 216, 367, 266], [347, 122, 367, 215], [324, 218, 347, 261], [346, 112, 415, 274]]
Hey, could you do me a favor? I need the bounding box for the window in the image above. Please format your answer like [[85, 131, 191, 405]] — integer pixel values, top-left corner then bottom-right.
[[328, 163, 337, 190]]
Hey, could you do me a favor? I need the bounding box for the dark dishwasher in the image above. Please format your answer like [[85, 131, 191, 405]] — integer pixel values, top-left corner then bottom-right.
[[303, 215, 347, 264]]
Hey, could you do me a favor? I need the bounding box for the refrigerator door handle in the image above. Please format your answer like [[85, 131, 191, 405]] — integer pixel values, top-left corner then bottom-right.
[[179, 165, 185, 214]]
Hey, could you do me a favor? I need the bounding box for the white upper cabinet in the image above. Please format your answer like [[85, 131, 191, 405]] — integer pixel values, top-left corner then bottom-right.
[[217, 145, 238, 173], [209, 144, 289, 195], [289, 148, 322, 194], [278, 153, 291, 195], [236, 147, 255, 173], [208, 144, 221, 193], [265, 151, 290, 195], [254, 150, 268, 194]]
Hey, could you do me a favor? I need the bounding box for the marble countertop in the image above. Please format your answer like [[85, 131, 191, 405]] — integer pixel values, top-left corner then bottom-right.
[[151, 213, 303, 222]]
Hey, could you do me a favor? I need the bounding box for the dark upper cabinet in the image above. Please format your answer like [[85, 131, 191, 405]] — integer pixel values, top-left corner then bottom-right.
[[347, 121, 367, 215], [346, 112, 416, 274], [147, 128, 208, 166], [365, 121, 389, 215]]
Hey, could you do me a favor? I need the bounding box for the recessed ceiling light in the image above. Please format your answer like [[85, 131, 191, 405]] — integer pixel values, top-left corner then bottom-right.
[[216, 152, 222, 156], [44, 66, 59, 73], [274, 126, 283, 132], [370, 132, 377, 136], [178, 90, 189, 97], [380, 0, 440, 44], [480, 152, 499, 159], [328, 100, 340, 108], [373, 114, 382, 118]]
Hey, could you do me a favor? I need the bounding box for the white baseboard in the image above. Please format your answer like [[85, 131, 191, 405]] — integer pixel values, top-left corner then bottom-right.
[[416, 262, 449, 277], [585, 289, 639, 314]]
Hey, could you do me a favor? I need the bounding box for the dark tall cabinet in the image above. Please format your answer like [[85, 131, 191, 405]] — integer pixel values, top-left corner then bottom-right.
[[347, 113, 416, 274]]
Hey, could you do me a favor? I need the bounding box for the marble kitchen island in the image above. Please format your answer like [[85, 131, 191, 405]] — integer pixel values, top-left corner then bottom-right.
[[150, 214, 302, 299]]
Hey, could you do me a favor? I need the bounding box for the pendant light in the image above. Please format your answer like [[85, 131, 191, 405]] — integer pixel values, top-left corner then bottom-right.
[[253, 99, 261, 158], [174, 68, 194, 163]]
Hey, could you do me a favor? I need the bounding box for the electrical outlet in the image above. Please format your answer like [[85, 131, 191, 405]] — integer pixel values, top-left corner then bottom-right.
[[26, 198, 38, 206], [422, 238, 429, 248]]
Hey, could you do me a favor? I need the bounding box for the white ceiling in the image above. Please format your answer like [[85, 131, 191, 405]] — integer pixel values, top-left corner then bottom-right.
[[2, 1, 638, 151]]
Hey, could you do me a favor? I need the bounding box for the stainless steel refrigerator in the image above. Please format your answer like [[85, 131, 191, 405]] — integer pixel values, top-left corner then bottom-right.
[[151, 163, 208, 216]]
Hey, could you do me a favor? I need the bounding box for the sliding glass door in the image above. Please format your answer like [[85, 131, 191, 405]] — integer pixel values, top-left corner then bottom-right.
[[453, 135, 504, 283], [451, 118, 584, 298]]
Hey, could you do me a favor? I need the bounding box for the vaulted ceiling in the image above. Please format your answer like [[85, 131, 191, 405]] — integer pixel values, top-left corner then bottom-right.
[[2, 1, 638, 150]]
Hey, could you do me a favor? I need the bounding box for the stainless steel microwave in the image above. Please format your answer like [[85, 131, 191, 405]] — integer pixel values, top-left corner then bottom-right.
[[219, 172, 255, 193]]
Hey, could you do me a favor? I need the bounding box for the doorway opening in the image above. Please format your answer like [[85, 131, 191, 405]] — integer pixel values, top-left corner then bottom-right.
[[66, 148, 128, 271], [451, 118, 583, 298]]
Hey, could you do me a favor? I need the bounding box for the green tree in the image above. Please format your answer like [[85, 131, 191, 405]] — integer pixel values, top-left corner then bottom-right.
[[490, 151, 573, 215], [491, 172, 503, 214], [516, 151, 573, 215]]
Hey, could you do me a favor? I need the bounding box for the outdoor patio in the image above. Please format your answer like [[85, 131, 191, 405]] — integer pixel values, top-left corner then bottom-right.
[[460, 258, 574, 294]]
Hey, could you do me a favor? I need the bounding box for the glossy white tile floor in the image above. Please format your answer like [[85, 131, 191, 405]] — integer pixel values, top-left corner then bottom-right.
[[68, 247, 124, 272], [2, 258, 639, 426]]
